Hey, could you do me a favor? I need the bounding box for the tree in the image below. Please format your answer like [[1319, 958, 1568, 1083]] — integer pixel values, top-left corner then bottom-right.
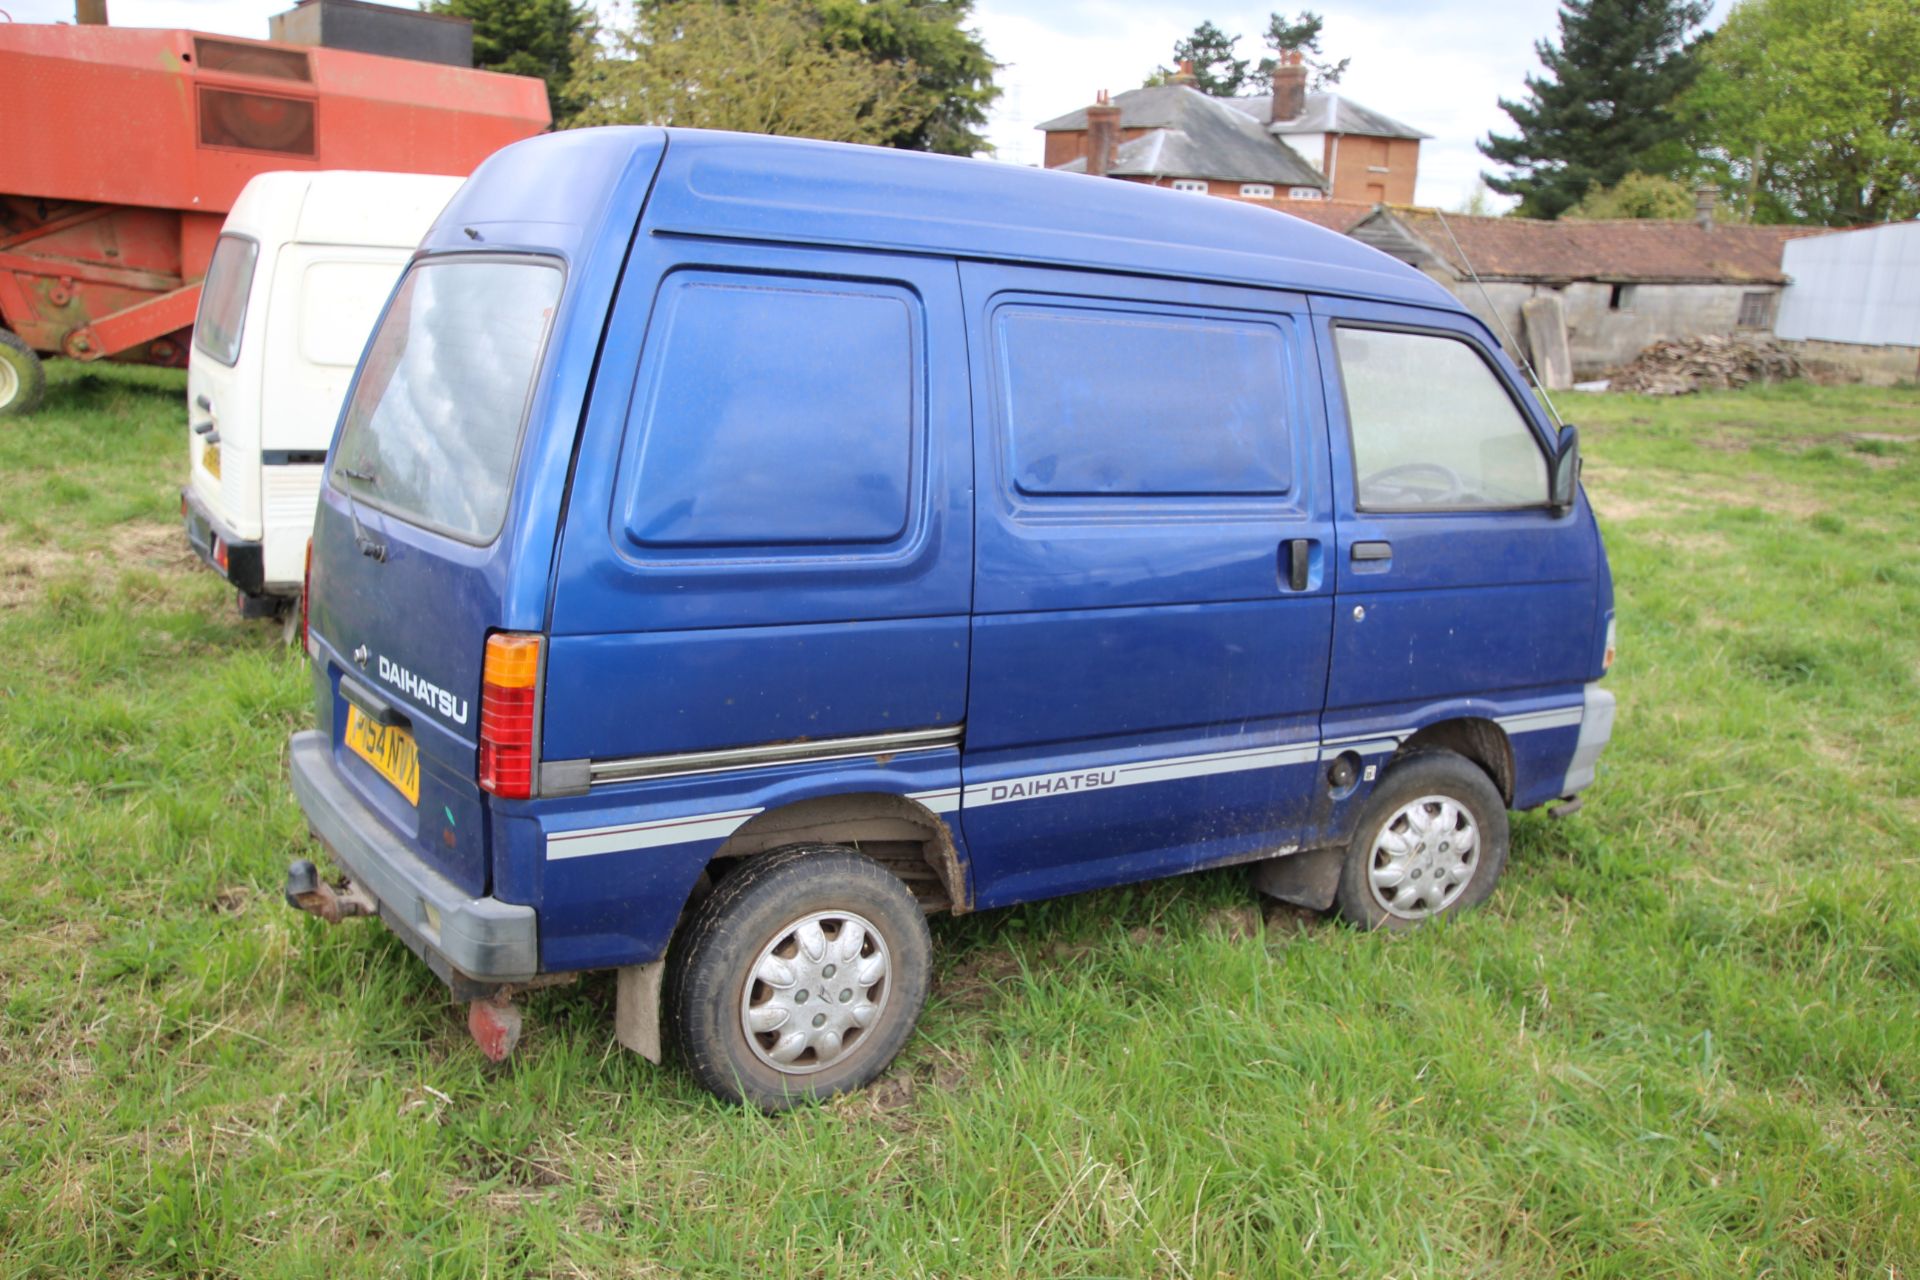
[[809, 0, 999, 155], [1683, 0, 1920, 225], [1151, 12, 1347, 95], [567, 1, 919, 145], [1257, 11, 1348, 89], [426, 0, 596, 125], [1565, 171, 1698, 219], [1478, 0, 1709, 219], [1151, 20, 1251, 96]]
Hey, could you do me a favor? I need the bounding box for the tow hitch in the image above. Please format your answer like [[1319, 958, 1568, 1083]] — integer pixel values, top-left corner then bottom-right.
[[284, 858, 377, 923]]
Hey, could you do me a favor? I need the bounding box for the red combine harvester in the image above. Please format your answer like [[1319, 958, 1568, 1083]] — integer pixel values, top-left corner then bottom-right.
[[0, 17, 550, 415]]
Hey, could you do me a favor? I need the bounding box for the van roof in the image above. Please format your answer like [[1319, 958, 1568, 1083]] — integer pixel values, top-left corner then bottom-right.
[[432, 127, 1464, 312], [224, 170, 463, 248]]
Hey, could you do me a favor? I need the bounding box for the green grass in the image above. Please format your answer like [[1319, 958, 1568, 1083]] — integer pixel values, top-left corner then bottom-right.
[[1, 362, 1917, 1277]]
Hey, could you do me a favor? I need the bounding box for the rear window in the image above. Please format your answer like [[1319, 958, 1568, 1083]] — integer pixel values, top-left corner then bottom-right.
[[194, 235, 258, 367], [331, 257, 562, 544]]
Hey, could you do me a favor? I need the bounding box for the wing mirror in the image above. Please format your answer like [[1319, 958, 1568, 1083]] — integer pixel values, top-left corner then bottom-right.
[[1549, 423, 1580, 516]]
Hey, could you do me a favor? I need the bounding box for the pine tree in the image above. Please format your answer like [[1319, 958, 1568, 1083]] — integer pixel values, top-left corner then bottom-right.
[[1152, 21, 1250, 96], [1479, 0, 1708, 219]]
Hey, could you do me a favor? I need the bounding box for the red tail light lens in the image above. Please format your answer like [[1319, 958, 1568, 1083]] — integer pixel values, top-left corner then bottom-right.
[[478, 632, 541, 799], [300, 537, 313, 656]]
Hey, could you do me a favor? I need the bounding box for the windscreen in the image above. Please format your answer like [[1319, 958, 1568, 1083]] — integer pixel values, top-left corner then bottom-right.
[[194, 235, 258, 367], [331, 257, 563, 544]]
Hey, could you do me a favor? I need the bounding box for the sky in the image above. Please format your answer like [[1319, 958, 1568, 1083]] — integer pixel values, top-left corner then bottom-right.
[[7, 0, 1734, 210]]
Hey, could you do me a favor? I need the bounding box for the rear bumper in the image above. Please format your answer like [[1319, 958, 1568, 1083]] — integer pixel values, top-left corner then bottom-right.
[[181, 486, 267, 597], [287, 729, 539, 984], [1559, 682, 1617, 795]]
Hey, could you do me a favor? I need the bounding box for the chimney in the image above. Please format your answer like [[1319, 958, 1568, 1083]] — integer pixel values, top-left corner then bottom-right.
[[1085, 90, 1120, 179], [1694, 183, 1719, 230], [1171, 59, 1198, 87], [1270, 50, 1307, 124], [74, 0, 109, 23]]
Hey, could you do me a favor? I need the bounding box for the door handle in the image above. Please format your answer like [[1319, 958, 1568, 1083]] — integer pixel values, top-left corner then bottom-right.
[[1281, 539, 1311, 591], [1351, 541, 1392, 562]]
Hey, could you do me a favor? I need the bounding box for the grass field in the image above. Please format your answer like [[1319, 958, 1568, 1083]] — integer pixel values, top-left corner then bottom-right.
[[0, 362, 1916, 1278]]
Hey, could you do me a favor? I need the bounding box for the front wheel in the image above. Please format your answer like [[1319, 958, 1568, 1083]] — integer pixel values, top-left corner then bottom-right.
[[665, 844, 931, 1111], [1335, 750, 1510, 930], [0, 331, 46, 418]]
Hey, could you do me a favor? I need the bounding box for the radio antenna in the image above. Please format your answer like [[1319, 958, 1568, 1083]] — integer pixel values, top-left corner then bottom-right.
[[1433, 208, 1564, 426]]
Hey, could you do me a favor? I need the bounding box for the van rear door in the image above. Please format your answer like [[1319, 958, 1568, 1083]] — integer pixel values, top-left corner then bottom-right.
[[307, 255, 565, 895]]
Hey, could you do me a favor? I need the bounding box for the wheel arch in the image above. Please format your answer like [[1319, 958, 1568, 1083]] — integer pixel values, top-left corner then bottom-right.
[[1392, 716, 1515, 805], [710, 791, 970, 915]]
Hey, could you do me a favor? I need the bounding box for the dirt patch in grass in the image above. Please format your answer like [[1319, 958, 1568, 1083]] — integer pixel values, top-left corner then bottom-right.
[[0, 521, 197, 610]]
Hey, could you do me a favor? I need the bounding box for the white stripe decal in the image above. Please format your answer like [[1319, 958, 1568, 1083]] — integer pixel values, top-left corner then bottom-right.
[[963, 741, 1319, 809], [1498, 707, 1584, 733], [541, 705, 1583, 860], [907, 787, 961, 814], [546, 807, 763, 861]]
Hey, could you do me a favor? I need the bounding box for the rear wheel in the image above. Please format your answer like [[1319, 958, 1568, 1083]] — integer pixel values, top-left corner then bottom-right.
[[665, 844, 931, 1111], [0, 331, 46, 418], [1335, 750, 1509, 931]]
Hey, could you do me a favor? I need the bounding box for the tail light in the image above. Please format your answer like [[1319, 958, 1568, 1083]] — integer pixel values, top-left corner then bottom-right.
[[479, 632, 541, 799], [1601, 615, 1616, 673], [300, 538, 313, 656]]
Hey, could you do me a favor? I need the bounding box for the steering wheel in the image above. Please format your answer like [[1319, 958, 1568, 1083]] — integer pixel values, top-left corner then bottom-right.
[[1362, 462, 1467, 506]]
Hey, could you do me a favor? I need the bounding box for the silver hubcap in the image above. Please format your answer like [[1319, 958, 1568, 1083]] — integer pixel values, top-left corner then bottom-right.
[[0, 359, 18, 407], [1367, 794, 1479, 920], [740, 909, 890, 1075]]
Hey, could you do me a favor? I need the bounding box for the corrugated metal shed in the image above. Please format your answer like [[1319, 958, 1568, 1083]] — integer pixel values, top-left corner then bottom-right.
[[1775, 220, 1920, 346]]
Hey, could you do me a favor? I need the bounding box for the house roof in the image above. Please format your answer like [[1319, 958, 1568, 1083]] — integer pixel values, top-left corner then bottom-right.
[[1037, 84, 1326, 188], [1225, 91, 1429, 140], [1242, 197, 1379, 234], [1368, 209, 1805, 284]]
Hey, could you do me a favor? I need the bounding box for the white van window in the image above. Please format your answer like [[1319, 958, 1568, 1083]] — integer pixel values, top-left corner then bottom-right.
[[300, 261, 407, 367], [622, 277, 916, 549], [332, 257, 562, 544], [998, 306, 1293, 498], [1335, 327, 1548, 510], [194, 235, 258, 367]]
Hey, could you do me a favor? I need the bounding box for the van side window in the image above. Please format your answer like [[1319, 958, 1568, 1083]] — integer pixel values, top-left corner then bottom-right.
[[621, 277, 916, 549], [1334, 327, 1548, 510], [997, 306, 1292, 498]]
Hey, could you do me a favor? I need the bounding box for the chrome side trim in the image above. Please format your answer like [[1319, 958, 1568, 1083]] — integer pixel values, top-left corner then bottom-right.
[[587, 725, 964, 787]]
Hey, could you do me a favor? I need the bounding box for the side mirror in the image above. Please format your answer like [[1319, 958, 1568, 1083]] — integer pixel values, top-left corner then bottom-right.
[[1549, 423, 1580, 515]]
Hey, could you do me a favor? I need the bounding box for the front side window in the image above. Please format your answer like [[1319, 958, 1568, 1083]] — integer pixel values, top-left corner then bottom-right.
[[332, 257, 562, 544], [194, 235, 258, 367], [1336, 327, 1548, 510]]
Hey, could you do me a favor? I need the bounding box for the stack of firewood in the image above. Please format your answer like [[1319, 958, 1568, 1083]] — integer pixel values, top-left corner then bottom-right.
[[1611, 335, 1806, 396]]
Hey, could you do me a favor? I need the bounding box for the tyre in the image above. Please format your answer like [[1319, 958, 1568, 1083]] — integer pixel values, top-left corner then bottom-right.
[[665, 844, 931, 1111], [0, 331, 46, 419], [1335, 750, 1509, 931]]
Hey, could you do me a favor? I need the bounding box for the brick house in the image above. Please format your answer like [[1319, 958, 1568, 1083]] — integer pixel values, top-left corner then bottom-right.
[[1037, 54, 1426, 209]]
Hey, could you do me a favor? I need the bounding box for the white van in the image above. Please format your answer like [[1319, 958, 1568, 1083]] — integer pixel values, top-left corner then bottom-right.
[[181, 171, 462, 615]]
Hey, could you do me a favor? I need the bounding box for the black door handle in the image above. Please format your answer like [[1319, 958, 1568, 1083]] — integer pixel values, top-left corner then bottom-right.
[[1282, 539, 1310, 591], [1352, 541, 1392, 562]]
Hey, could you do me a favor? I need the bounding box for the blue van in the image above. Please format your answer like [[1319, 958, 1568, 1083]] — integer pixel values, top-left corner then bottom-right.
[[285, 127, 1616, 1109]]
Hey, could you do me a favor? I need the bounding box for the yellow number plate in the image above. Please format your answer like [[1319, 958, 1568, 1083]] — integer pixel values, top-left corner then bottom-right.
[[202, 440, 221, 479], [345, 705, 419, 805]]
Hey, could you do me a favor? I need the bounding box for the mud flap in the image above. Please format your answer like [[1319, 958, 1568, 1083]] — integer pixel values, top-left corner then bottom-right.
[[1250, 846, 1343, 912], [615, 960, 666, 1063]]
